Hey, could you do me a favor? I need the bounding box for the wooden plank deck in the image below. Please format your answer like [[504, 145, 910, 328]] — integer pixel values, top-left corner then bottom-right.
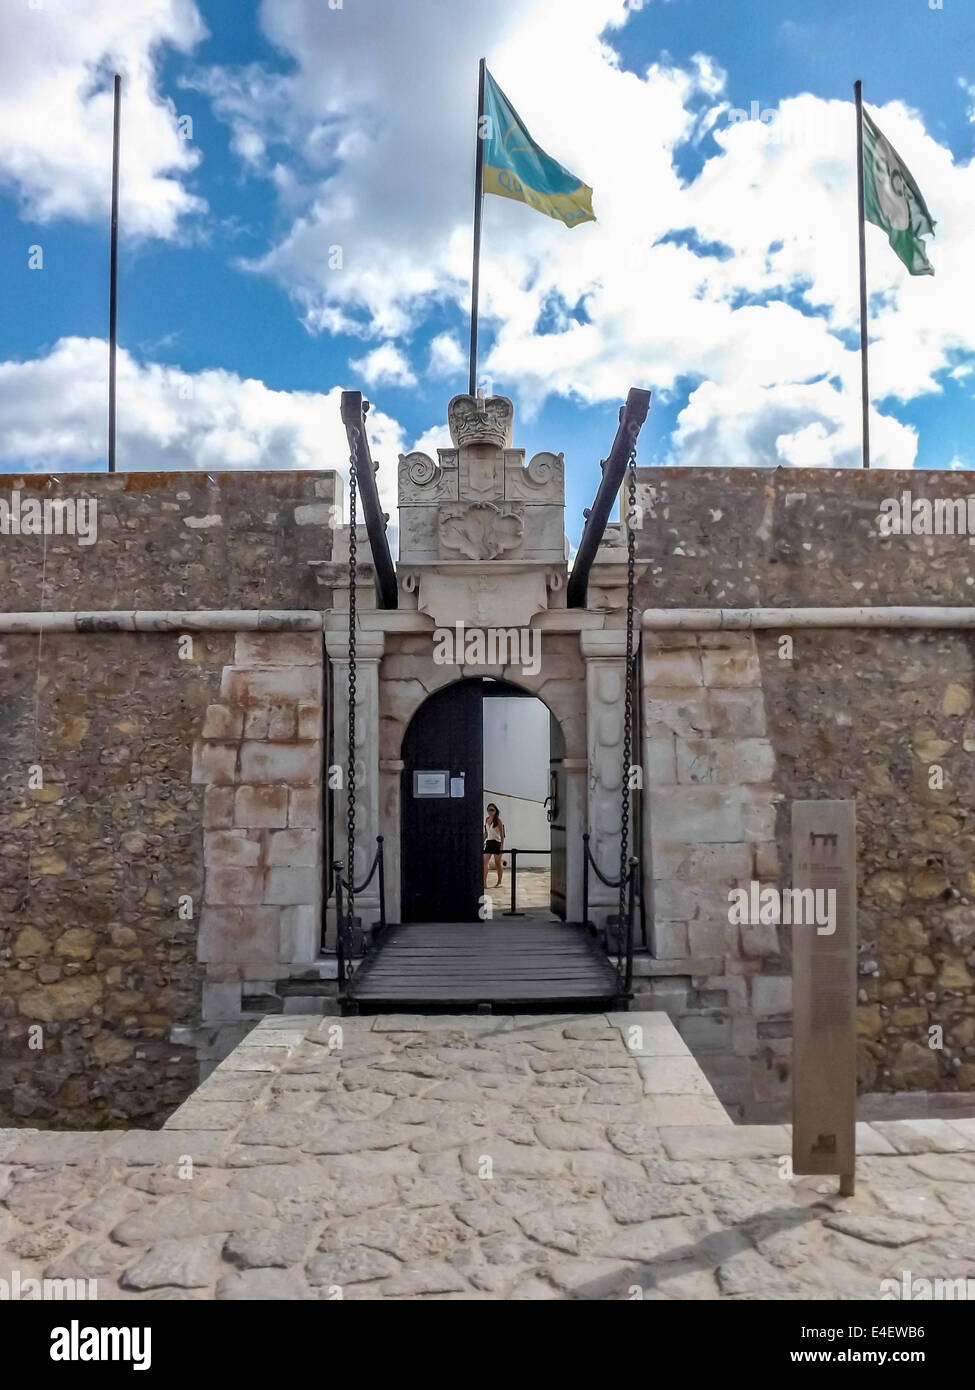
[[347, 921, 625, 1012]]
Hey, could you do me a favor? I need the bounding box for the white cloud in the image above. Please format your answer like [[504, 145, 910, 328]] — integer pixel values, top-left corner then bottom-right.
[[1, 0, 206, 239], [671, 379, 917, 470], [0, 337, 406, 517], [194, 1, 974, 468], [348, 343, 417, 388], [427, 333, 466, 379]]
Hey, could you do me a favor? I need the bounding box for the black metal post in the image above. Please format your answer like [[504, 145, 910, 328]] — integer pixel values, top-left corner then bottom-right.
[[503, 848, 523, 917], [468, 57, 487, 396], [108, 73, 121, 474], [625, 857, 638, 994], [333, 861, 345, 990], [376, 835, 386, 932], [582, 832, 590, 929], [854, 79, 871, 470]]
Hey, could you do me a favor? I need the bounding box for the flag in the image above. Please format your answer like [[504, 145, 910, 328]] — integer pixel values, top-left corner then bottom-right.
[[861, 108, 935, 275], [481, 67, 595, 228]]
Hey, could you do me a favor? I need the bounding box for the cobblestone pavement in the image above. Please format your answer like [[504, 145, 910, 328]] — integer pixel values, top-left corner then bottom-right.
[[3, 1013, 975, 1300]]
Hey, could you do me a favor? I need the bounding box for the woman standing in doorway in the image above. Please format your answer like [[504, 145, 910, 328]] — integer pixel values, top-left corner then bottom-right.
[[483, 803, 505, 890]]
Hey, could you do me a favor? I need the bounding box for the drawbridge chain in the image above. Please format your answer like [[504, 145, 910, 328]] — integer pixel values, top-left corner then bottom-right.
[[345, 423, 359, 960], [618, 436, 638, 982]]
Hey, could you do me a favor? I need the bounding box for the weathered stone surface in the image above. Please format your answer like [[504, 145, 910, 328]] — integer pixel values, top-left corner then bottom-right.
[[602, 1177, 694, 1223], [305, 1248, 399, 1286], [223, 1226, 310, 1268], [216, 1268, 308, 1300], [822, 1212, 929, 1248], [112, 1193, 274, 1245], [122, 1236, 224, 1290]]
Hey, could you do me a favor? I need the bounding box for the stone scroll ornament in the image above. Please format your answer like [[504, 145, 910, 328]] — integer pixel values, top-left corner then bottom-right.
[[439, 502, 524, 560]]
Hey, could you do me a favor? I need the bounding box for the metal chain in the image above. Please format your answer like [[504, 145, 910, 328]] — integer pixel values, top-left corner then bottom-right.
[[618, 438, 637, 971], [346, 425, 359, 958]]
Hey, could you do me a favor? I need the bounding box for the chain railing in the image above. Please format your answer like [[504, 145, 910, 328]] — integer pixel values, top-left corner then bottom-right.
[[581, 832, 639, 995], [331, 835, 387, 996]]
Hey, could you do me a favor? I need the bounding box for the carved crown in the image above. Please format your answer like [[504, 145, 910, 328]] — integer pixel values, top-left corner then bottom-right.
[[447, 393, 514, 449]]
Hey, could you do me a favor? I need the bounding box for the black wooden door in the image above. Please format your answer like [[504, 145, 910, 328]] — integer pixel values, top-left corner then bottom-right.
[[401, 681, 483, 923]]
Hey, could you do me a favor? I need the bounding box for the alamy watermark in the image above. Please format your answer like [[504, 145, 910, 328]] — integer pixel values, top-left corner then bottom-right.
[[432, 620, 540, 677], [0, 1269, 97, 1300], [0, 491, 97, 545], [881, 1270, 974, 1300], [877, 491, 975, 539], [728, 881, 836, 935]]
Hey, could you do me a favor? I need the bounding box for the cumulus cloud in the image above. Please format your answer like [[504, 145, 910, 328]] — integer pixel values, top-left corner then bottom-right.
[[0, 0, 206, 238], [348, 343, 417, 388], [0, 337, 406, 517], [196, 0, 974, 469]]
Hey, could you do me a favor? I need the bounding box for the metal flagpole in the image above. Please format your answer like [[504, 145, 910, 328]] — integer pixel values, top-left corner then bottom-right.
[[468, 58, 487, 396], [108, 73, 121, 474], [854, 79, 870, 470]]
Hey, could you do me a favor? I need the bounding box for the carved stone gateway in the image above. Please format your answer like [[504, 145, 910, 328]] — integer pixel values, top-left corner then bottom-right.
[[398, 391, 565, 584], [791, 800, 857, 1196]]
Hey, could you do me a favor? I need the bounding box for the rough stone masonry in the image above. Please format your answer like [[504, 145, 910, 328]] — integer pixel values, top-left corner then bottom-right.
[[2, 458, 975, 1129]]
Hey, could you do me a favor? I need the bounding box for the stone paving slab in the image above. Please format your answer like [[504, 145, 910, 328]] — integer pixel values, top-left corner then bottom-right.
[[2, 1013, 975, 1301]]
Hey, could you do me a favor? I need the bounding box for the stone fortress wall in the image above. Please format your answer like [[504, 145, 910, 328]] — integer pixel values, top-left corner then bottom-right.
[[633, 467, 975, 1118], [0, 472, 337, 1127], [2, 462, 975, 1126]]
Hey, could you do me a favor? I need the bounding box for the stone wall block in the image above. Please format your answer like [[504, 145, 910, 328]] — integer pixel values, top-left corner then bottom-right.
[[651, 786, 743, 843], [707, 688, 767, 738], [264, 867, 319, 906], [234, 785, 289, 828], [267, 704, 298, 741], [234, 633, 322, 667], [751, 974, 793, 1016], [642, 687, 712, 738], [239, 741, 321, 786], [643, 737, 677, 786], [651, 921, 689, 958], [652, 841, 752, 883], [191, 741, 238, 786], [701, 647, 762, 687], [204, 786, 235, 829], [204, 830, 262, 868], [201, 704, 245, 740], [224, 666, 323, 706], [288, 789, 319, 829], [280, 905, 319, 964], [644, 651, 704, 687], [206, 867, 265, 905], [297, 703, 323, 740], [199, 907, 281, 965], [267, 829, 318, 867]]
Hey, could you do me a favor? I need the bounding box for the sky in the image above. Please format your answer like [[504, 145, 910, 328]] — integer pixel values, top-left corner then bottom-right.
[[0, 0, 973, 545]]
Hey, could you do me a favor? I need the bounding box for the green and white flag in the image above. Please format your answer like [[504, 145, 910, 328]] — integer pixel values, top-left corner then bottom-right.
[[862, 108, 936, 276]]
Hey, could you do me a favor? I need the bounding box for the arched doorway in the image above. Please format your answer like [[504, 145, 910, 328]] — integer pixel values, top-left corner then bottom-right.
[[400, 678, 566, 924]]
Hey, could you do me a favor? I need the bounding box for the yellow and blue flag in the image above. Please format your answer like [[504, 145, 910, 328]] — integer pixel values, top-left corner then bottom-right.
[[481, 68, 595, 229]]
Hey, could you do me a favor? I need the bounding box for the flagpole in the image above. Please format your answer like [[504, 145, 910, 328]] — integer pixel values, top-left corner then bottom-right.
[[468, 57, 486, 396], [108, 73, 121, 474], [854, 79, 870, 470]]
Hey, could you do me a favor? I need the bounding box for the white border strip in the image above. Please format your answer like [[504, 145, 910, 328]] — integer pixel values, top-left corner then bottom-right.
[[642, 607, 975, 630], [0, 610, 324, 633]]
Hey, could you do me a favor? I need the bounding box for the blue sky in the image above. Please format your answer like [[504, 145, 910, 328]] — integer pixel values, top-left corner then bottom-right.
[[0, 0, 973, 544]]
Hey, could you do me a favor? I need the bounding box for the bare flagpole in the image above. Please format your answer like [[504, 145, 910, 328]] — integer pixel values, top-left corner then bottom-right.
[[468, 57, 487, 396], [854, 79, 870, 470], [108, 73, 121, 474]]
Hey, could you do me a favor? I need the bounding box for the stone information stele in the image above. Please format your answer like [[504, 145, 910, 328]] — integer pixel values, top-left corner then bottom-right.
[[791, 799, 857, 1196]]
